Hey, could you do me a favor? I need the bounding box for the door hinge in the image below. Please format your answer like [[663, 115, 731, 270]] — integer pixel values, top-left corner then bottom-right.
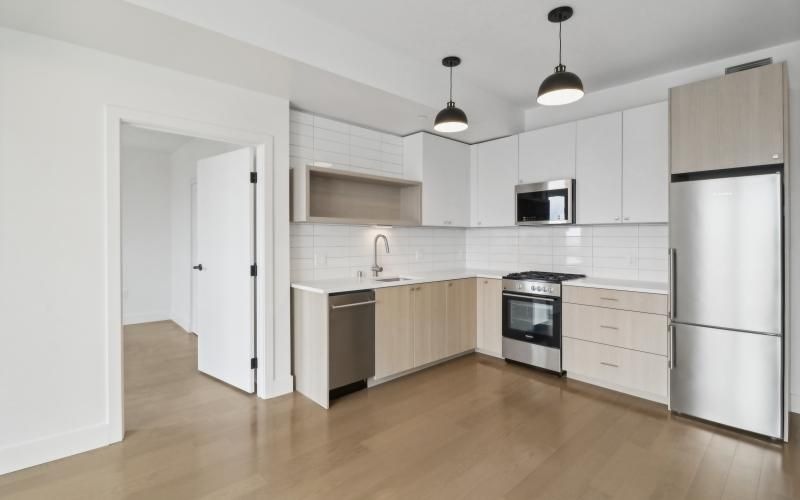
[[250, 171, 257, 183], [250, 264, 257, 276], [251, 357, 258, 369]]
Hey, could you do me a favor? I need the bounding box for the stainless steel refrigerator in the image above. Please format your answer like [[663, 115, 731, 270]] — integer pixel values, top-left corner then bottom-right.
[[669, 168, 784, 439]]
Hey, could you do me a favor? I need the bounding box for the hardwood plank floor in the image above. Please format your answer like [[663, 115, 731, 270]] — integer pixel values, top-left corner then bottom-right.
[[1, 320, 799, 499]]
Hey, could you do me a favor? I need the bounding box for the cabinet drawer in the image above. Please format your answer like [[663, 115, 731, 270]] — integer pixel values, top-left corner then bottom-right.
[[563, 286, 667, 315], [563, 337, 668, 403], [563, 303, 667, 355]]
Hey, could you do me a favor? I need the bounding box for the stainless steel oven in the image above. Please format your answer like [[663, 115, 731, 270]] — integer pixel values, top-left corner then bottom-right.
[[500, 271, 585, 373], [515, 179, 575, 225]]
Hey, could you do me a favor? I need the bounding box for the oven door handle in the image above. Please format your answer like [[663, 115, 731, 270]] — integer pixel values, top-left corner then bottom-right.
[[502, 292, 555, 301]]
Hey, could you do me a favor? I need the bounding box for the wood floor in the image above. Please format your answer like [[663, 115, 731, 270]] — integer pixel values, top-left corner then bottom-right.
[[2, 321, 799, 499]]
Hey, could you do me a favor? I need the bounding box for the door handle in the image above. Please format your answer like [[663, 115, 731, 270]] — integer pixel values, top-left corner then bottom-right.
[[330, 300, 376, 310], [668, 248, 675, 320], [669, 323, 676, 369], [193, 264, 203, 271]]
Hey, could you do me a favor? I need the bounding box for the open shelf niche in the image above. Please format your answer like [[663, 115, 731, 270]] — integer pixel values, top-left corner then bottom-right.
[[291, 165, 422, 226]]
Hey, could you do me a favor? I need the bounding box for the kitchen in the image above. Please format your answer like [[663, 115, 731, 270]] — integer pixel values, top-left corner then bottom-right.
[[2, 0, 800, 497]]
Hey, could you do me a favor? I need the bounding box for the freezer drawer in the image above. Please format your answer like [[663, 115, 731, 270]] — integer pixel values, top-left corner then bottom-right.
[[670, 323, 782, 438]]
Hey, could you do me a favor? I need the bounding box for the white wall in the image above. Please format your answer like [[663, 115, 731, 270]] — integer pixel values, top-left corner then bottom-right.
[[526, 40, 800, 412], [0, 27, 291, 474], [121, 147, 172, 325], [169, 139, 240, 332], [290, 224, 465, 282]]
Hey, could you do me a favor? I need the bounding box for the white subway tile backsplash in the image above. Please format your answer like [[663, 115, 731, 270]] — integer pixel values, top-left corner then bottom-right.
[[464, 223, 668, 282], [290, 222, 669, 283]]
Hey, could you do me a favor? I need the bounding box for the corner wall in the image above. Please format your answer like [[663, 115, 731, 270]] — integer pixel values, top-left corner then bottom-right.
[[0, 27, 290, 474]]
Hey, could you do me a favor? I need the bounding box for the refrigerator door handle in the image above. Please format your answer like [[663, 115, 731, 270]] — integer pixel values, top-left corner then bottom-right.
[[669, 323, 676, 369], [668, 248, 676, 321]]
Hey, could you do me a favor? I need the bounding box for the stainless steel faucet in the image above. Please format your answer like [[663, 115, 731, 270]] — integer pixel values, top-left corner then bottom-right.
[[372, 234, 390, 277]]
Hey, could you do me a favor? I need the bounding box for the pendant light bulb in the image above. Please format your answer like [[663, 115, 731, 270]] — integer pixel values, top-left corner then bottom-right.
[[537, 6, 584, 106], [434, 56, 468, 133]]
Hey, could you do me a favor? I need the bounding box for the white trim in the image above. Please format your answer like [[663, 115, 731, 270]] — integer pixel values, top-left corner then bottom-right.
[[106, 105, 289, 448], [122, 312, 171, 325], [0, 423, 110, 476], [791, 393, 800, 414]]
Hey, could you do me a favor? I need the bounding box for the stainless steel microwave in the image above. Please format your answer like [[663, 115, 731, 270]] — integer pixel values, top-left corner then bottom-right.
[[515, 179, 575, 225]]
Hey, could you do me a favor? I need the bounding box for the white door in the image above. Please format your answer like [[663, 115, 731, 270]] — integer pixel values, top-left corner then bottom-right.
[[576, 112, 623, 224], [195, 147, 255, 393], [190, 181, 199, 333], [622, 101, 669, 223], [476, 135, 517, 227], [518, 121, 576, 184]]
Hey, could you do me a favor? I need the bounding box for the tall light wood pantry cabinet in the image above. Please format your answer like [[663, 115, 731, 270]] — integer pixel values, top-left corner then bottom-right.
[[670, 62, 786, 173]]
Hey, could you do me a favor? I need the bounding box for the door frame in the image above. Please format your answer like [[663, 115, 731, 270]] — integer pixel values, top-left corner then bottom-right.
[[106, 106, 274, 443], [190, 180, 198, 334]]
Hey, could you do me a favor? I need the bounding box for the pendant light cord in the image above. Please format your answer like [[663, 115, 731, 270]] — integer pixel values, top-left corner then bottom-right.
[[449, 66, 454, 102], [558, 21, 563, 67]]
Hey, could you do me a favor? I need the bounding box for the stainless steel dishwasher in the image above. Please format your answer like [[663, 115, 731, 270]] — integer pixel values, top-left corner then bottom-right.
[[328, 289, 375, 398]]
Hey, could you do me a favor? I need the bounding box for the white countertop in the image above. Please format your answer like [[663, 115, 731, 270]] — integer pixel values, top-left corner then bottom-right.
[[291, 268, 511, 294], [563, 277, 668, 295]]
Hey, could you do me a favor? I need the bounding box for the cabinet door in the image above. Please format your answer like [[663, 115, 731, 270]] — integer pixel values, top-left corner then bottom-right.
[[375, 285, 414, 379], [518, 122, 576, 184], [622, 102, 668, 223], [718, 63, 785, 169], [670, 77, 721, 174], [445, 279, 477, 356], [576, 112, 622, 224], [421, 134, 470, 227], [413, 282, 447, 367], [475, 136, 518, 227], [476, 278, 502, 356]]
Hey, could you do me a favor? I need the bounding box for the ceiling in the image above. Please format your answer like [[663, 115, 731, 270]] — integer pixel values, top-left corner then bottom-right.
[[130, 0, 800, 108], [2, 0, 799, 142]]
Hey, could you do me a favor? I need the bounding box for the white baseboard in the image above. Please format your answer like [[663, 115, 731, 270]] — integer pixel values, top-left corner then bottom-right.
[[0, 423, 110, 475], [122, 311, 170, 325], [791, 393, 800, 414]]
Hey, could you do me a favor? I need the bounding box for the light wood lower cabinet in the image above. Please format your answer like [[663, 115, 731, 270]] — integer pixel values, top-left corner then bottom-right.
[[563, 337, 668, 403], [563, 303, 667, 356], [446, 279, 477, 356], [476, 278, 502, 356], [413, 282, 448, 366], [375, 279, 478, 380], [374, 285, 415, 379], [563, 285, 669, 404]]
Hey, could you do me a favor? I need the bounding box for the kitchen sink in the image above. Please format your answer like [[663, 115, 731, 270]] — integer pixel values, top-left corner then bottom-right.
[[373, 277, 414, 282]]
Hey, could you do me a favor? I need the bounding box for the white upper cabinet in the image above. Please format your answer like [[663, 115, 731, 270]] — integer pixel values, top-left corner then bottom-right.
[[403, 133, 470, 227], [518, 122, 576, 184], [576, 112, 622, 225], [474, 135, 518, 227], [622, 102, 669, 223]]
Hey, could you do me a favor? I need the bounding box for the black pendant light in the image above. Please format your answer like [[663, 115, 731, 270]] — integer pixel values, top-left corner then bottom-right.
[[537, 6, 584, 106], [434, 56, 468, 133]]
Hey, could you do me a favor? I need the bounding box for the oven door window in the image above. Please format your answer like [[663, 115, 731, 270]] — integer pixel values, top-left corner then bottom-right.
[[502, 295, 561, 348], [517, 189, 569, 223]]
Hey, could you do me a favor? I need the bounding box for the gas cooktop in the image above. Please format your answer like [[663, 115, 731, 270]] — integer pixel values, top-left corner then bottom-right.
[[502, 271, 586, 283]]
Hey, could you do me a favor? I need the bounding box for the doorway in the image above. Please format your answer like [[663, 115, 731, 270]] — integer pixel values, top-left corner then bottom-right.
[[119, 122, 265, 434]]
